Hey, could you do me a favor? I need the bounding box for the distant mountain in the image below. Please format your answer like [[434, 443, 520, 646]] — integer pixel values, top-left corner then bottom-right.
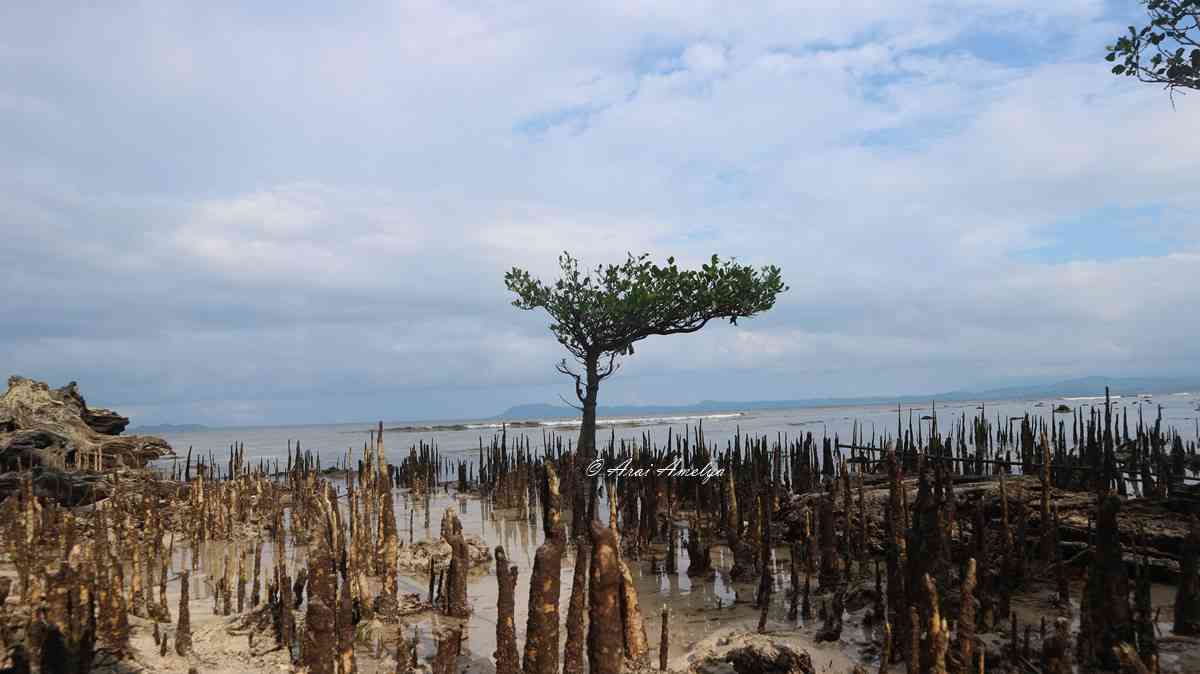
[[939, 375, 1200, 401], [128, 423, 211, 434], [497, 398, 890, 420], [495, 375, 1200, 420], [497, 402, 762, 420]]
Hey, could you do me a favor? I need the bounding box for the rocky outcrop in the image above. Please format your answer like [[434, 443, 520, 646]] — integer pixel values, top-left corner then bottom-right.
[[56, 380, 131, 435], [0, 376, 171, 505], [0, 376, 170, 474], [83, 407, 129, 436]]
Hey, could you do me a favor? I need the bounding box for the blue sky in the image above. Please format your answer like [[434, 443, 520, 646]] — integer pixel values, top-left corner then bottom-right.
[[1014, 204, 1179, 262], [1, 1, 1198, 426]]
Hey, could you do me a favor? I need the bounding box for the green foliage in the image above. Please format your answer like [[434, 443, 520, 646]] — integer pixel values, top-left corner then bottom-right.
[[505, 252, 786, 378], [1106, 0, 1200, 94]]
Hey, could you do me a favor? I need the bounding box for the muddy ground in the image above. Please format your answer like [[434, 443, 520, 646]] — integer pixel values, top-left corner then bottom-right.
[[6, 483, 1196, 674]]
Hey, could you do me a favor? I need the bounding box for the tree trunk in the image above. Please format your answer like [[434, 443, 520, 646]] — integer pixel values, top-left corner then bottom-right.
[[572, 354, 601, 538]]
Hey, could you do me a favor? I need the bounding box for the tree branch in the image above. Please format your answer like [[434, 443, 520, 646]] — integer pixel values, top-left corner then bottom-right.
[[555, 358, 586, 403], [557, 393, 584, 412], [597, 352, 620, 380], [653, 316, 712, 336]]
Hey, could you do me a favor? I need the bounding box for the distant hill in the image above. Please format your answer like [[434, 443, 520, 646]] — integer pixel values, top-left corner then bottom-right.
[[495, 375, 1200, 420], [497, 399, 882, 420], [938, 375, 1200, 401], [497, 402, 760, 420], [127, 423, 211, 434]]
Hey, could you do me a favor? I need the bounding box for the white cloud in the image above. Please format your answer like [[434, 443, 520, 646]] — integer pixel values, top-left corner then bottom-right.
[[0, 1, 1197, 424]]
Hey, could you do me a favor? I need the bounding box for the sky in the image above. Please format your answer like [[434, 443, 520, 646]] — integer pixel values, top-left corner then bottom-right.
[[2, 1, 1199, 426]]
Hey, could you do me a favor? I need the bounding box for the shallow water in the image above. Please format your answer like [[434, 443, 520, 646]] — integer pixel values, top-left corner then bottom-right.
[[166, 483, 868, 672], [153, 395, 1200, 475], [139, 391, 1200, 671], [404, 490, 866, 672]]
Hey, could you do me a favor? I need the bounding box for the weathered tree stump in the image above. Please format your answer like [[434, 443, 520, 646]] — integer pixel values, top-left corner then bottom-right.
[[440, 507, 471, 619], [523, 464, 564, 674], [1080, 494, 1134, 670], [176, 571, 192, 656], [1175, 516, 1200, 635], [301, 497, 338, 674], [563, 543, 589, 674], [1041, 617, 1073, 674], [431, 624, 463, 674], [618, 553, 649, 662], [588, 520, 623, 674], [957, 558, 977, 673], [495, 546, 521, 674], [659, 605, 669, 671]]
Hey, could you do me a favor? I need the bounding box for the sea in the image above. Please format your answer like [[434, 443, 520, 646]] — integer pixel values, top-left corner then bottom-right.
[[151, 392, 1200, 473]]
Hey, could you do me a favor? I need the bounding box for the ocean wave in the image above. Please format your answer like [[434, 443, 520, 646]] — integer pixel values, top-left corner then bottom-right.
[[382, 411, 745, 434], [529, 412, 746, 429], [383, 420, 541, 433]]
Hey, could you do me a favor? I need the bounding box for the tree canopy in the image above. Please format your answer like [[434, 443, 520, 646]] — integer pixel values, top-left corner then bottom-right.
[[1106, 0, 1200, 94], [506, 251, 785, 536], [505, 252, 786, 396]]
